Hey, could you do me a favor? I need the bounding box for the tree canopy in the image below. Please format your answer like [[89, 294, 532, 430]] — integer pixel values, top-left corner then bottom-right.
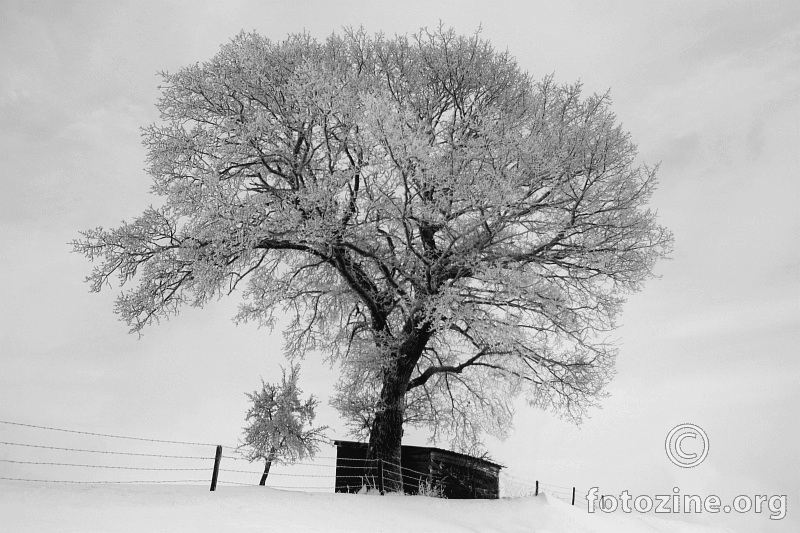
[[73, 26, 672, 486], [239, 363, 327, 484]]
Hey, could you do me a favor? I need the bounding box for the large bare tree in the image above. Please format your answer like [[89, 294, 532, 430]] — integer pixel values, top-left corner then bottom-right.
[[73, 27, 672, 490]]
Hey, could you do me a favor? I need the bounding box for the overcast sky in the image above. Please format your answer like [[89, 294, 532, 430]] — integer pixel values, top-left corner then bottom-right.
[[1, 1, 797, 532]]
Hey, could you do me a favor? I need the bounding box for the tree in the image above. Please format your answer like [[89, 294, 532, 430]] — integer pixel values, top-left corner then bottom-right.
[[239, 363, 327, 485], [73, 26, 672, 491]]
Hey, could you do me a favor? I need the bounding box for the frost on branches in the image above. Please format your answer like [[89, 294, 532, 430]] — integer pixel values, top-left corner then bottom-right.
[[73, 26, 673, 490], [239, 364, 327, 485]]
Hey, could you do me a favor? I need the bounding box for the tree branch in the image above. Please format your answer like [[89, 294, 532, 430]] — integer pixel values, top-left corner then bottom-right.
[[407, 349, 489, 390]]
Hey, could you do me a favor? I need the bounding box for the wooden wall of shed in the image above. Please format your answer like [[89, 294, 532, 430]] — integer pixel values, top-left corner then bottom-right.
[[333, 442, 433, 494], [334, 442, 370, 493], [397, 446, 431, 495], [333, 441, 500, 499], [429, 450, 500, 499]]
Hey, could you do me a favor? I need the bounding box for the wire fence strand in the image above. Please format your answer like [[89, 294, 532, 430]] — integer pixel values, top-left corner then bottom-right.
[[0, 477, 208, 484], [0, 441, 212, 460], [381, 459, 430, 478], [0, 459, 207, 471], [219, 469, 337, 478], [0, 420, 219, 447]]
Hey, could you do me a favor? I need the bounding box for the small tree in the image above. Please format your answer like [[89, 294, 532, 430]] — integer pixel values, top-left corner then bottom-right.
[[239, 364, 328, 485]]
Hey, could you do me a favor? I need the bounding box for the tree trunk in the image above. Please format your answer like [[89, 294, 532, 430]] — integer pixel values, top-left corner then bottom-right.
[[366, 367, 407, 492], [367, 316, 432, 492], [258, 448, 276, 486], [366, 326, 432, 493]]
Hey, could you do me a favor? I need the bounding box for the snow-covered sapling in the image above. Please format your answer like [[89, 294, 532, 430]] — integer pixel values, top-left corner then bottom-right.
[[239, 364, 328, 485]]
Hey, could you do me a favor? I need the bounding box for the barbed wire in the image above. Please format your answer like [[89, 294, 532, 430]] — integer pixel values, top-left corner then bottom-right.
[[500, 472, 591, 506], [311, 455, 377, 462], [221, 453, 377, 463], [0, 459, 207, 471], [381, 459, 430, 478], [304, 462, 338, 468], [539, 482, 574, 491], [221, 454, 251, 461], [0, 441, 212, 459], [539, 487, 588, 505], [331, 463, 373, 470], [542, 488, 571, 496], [219, 458, 341, 468], [500, 471, 538, 484], [506, 481, 536, 490], [2, 419, 591, 501], [0, 420, 219, 447], [500, 472, 584, 492], [0, 477, 207, 484], [219, 468, 343, 478], [216, 480, 254, 486], [252, 484, 334, 490]]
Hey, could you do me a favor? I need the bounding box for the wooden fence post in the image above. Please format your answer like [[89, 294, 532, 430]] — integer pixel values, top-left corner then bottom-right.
[[535, 480, 538, 496], [377, 459, 385, 495], [210, 445, 222, 491], [572, 486, 576, 505]]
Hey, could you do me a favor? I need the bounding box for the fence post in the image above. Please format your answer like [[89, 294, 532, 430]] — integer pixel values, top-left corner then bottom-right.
[[210, 445, 222, 491], [572, 486, 576, 505], [377, 459, 385, 495], [535, 480, 538, 496]]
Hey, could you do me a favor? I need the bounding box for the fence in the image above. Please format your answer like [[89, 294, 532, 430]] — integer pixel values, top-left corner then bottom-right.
[[0, 420, 386, 492], [0, 419, 590, 505], [217, 452, 375, 491], [500, 471, 591, 507], [0, 419, 220, 487]]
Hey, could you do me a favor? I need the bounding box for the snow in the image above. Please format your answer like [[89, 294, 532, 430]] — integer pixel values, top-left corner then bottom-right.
[[0, 481, 738, 533]]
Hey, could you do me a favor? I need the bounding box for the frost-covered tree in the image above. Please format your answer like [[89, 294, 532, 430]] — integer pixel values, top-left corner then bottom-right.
[[73, 26, 672, 491], [240, 364, 327, 485]]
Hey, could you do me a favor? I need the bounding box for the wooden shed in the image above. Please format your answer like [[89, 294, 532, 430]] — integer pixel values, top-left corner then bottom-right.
[[333, 440, 502, 499]]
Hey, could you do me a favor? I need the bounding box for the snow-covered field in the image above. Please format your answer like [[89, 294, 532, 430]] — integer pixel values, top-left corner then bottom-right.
[[0, 481, 737, 533]]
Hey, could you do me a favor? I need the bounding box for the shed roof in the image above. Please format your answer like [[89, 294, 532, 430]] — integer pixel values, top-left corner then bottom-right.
[[332, 440, 504, 470]]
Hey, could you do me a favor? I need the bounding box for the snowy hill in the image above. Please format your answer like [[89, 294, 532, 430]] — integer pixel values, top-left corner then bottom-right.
[[0, 481, 738, 533]]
